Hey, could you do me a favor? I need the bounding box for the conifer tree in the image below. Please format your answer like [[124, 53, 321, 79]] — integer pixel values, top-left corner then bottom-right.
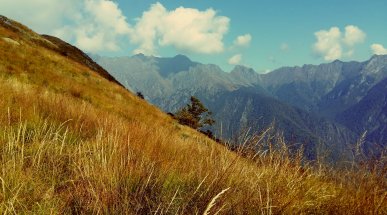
[[175, 96, 215, 130]]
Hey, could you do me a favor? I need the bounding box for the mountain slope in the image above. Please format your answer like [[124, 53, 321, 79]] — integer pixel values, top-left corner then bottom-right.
[[1, 15, 385, 214], [337, 77, 387, 148], [207, 88, 356, 161], [41, 34, 123, 87], [0, 15, 239, 213]]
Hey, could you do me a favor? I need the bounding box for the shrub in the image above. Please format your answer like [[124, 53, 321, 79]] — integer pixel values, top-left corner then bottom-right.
[[136, 91, 145, 99]]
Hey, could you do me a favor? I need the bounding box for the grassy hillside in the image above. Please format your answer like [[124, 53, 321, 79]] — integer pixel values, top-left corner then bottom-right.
[[0, 15, 386, 214]]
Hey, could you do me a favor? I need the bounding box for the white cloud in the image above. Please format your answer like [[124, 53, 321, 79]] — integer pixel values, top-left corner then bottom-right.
[[55, 0, 132, 52], [313, 27, 343, 61], [0, 0, 131, 53], [280, 43, 289, 51], [128, 3, 164, 55], [313, 25, 366, 61], [371, 44, 387, 55], [228, 54, 242, 65], [234, 34, 252, 47], [0, 1, 231, 55], [130, 2, 230, 55], [84, 0, 131, 35], [343, 25, 366, 46]]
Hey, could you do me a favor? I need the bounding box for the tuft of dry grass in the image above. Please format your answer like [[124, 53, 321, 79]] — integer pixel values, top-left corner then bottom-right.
[[0, 17, 386, 214]]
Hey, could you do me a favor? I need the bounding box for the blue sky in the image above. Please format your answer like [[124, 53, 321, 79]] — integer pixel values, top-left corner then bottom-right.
[[1, 0, 386, 72]]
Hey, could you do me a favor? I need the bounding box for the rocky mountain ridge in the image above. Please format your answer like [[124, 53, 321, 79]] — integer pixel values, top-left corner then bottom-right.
[[93, 53, 387, 158]]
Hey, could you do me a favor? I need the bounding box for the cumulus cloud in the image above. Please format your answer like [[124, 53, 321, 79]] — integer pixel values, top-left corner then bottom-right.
[[343, 25, 366, 46], [0, 0, 131, 53], [313, 27, 343, 61], [130, 2, 230, 55], [234, 34, 252, 47], [371, 44, 387, 55], [0, 1, 231, 55], [228, 54, 242, 65], [313, 25, 366, 61], [55, 0, 132, 52]]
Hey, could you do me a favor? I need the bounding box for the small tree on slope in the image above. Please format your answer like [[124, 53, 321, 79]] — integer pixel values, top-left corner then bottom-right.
[[175, 96, 215, 130]]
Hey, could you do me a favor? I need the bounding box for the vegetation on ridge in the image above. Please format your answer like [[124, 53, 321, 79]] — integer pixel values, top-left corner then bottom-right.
[[174, 96, 215, 130], [0, 15, 386, 214]]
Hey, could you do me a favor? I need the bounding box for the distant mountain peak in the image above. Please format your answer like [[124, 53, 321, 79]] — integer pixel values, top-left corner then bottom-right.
[[230, 65, 256, 74], [229, 65, 262, 86], [151, 54, 199, 77], [170, 54, 195, 65], [365, 54, 387, 73], [233, 64, 251, 70], [134, 53, 145, 57], [332, 59, 343, 64], [173, 54, 191, 60], [132, 53, 149, 60], [369, 54, 387, 62]]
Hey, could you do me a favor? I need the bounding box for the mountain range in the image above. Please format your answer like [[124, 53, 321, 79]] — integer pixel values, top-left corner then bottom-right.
[[93, 53, 387, 160]]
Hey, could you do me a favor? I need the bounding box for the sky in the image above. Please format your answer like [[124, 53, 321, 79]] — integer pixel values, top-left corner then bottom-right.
[[1, 0, 386, 72]]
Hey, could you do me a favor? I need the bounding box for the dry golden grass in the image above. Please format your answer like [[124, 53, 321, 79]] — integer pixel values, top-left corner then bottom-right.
[[0, 18, 386, 214]]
